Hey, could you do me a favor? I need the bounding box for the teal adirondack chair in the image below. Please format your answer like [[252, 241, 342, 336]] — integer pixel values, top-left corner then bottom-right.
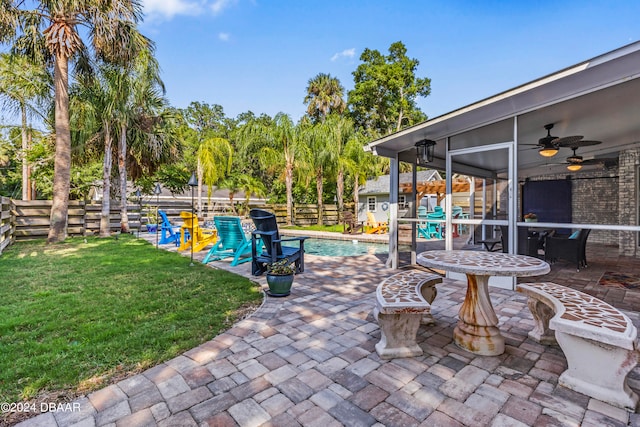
[[417, 206, 431, 239], [425, 206, 445, 239], [452, 205, 469, 234], [202, 216, 253, 266]]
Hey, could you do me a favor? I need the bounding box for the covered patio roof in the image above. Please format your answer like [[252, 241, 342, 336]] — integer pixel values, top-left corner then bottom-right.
[[367, 41, 640, 179], [365, 41, 640, 271]]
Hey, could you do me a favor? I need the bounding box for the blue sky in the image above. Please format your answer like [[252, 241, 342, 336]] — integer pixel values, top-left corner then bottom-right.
[[142, 1, 638, 121]]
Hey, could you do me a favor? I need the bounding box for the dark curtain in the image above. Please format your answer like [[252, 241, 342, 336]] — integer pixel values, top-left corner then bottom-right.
[[523, 179, 572, 233]]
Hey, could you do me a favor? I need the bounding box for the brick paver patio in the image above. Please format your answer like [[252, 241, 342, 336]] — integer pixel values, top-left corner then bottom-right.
[[13, 234, 640, 427]]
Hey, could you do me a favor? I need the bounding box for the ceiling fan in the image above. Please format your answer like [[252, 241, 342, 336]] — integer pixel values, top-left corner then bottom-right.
[[553, 142, 618, 171], [531, 123, 584, 157]]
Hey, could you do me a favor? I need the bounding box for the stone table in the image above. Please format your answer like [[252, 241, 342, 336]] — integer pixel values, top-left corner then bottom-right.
[[417, 250, 550, 356]]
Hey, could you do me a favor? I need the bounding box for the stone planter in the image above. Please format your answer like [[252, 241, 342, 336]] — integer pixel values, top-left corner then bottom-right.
[[265, 273, 294, 297]]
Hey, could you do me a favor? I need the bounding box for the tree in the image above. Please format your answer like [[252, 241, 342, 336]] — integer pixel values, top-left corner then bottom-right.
[[70, 65, 124, 237], [116, 47, 164, 233], [347, 41, 431, 135], [0, 53, 52, 200], [1, 1, 146, 243], [304, 73, 346, 123], [325, 115, 355, 216], [344, 130, 377, 212], [239, 113, 302, 225], [218, 173, 266, 216], [197, 136, 233, 204]]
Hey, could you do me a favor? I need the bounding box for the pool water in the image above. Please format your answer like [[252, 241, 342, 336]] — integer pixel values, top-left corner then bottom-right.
[[299, 238, 388, 257]]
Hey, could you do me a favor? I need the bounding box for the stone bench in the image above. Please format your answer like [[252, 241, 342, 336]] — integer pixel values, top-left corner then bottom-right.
[[374, 271, 442, 359], [517, 282, 639, 411]]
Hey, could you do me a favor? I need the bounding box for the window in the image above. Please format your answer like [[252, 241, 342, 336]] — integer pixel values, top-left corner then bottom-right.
[[398, 195, 408, 209], [367, 197, 377, 212]]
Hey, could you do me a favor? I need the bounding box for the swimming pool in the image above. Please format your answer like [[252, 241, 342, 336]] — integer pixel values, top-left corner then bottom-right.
[[298, 238, 388, 257]]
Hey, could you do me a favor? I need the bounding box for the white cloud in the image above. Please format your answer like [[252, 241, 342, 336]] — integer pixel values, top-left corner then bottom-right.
[[331, 48, 356, 62], [142, 0, 238, 22], [211, 0, 237, 15], [218, 32, 230, 41], [142, 0, 203, 20]]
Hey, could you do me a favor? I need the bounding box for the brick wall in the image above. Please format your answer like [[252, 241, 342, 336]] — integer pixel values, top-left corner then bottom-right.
[[618, 148, 639, 256], [525, 168, 618, 245], [525, 147, 639, 256]]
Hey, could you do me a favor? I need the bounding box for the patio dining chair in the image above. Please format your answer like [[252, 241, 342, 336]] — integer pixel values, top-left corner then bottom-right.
[[202, 216, 253, 266], [177, 211, 217, 253], [452, 205, 469, 234], [249, 209, 308, 276]]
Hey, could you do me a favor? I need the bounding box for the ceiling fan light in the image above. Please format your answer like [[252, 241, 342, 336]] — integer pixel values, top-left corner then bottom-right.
[[538, 147, 558, 157], [567, 164, 582, 171]]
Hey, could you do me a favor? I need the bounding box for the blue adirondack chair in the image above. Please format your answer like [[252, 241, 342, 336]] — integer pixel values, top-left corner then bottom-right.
[[202, 216, 253, 266], [158, 210, 184, 246]]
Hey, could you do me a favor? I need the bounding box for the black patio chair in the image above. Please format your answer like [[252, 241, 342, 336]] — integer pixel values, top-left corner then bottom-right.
[[249, 209, 308, 276], [544, 228, 591, 271], [500, 226, 539, 257]]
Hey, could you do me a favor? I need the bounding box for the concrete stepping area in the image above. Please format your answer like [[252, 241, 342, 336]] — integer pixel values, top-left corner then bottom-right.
[[14, 234, 640, 426]]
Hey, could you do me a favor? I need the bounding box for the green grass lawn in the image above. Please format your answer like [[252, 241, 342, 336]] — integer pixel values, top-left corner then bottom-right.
[[282, 224, 345, 233], [0, 234, 262, 405]]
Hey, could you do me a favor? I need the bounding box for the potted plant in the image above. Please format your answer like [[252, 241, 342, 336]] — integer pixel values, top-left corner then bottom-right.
[[524, 212, 538, 223], [265, 258, 295, 297]]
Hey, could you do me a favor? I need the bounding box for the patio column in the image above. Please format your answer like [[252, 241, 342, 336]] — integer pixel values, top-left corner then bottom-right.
[[411, 160, 418, 264], [386, 155, 400, 269]]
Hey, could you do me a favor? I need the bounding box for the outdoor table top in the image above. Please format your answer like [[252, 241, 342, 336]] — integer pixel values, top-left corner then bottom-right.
[[417, 250, 550, 277]]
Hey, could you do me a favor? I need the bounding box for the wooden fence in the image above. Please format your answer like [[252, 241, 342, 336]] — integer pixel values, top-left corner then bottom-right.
[[270, 204, 340, 226], [0, 199, 345, 250], [0, 196, 12, 254]]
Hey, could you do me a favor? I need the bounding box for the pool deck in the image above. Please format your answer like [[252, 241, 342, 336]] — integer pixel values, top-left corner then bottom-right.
[[13, 232, 640, 427]]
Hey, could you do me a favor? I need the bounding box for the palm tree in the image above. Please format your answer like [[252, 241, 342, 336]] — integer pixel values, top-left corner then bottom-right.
[[324, 115, 354, 217], [304, 73, 346, 123], [0, 53, 52, 200], [344, 130, 375, 213], [1, 1, 146, 243], [218, 173, 266, 216], [239, 113, 303, 225], [301, 120, 337, 226], [116, 48, 164, 233], [197, 136, 233, 212]]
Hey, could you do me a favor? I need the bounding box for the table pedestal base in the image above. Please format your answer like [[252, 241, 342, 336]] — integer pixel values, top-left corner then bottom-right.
[[454, 273, 505, 356], [454, 321, 505, 356]]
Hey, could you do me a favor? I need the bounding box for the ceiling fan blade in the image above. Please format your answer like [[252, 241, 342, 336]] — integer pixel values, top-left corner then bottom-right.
[[558, 139, 602, 148], [553, 135, 583, 146]]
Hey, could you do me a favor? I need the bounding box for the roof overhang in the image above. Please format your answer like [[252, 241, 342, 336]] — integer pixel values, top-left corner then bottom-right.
[[366, 41, 640, 179]]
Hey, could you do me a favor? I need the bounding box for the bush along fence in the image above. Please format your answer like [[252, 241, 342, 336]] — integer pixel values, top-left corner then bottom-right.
[[0, 199, 347, 252]]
